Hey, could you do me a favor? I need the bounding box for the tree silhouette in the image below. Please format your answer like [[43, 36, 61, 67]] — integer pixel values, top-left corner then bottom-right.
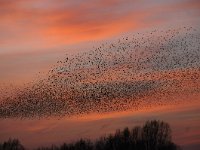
[[0, 120, 181, 150], [0, 138, 24, 150], [142, 120, 172, 150]]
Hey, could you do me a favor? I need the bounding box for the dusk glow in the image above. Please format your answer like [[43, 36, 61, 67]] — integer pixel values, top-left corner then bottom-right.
[[0, 1, 200, 150]]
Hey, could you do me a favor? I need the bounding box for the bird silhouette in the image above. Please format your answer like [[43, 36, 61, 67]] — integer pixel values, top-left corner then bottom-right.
[[0, 27, 199, 119]]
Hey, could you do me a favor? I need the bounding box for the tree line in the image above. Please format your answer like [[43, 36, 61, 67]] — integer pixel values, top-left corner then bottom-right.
[[0, 120, 181, 150]]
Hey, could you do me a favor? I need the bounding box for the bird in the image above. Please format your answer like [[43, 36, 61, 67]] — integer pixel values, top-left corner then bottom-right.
[[0, 26, 199, 119]]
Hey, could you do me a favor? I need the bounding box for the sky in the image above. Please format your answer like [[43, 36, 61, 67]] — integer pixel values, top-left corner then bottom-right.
[[0, 0, 200, 150], [0, 0, 200, 53], [0, 0, 200, 85]]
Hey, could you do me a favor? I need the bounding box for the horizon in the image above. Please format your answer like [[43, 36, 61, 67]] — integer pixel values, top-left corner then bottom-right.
[[0, 0, 200, 150]]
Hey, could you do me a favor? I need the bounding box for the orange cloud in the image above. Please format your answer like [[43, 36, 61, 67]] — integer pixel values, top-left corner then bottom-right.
[[1, 0, 200, 55]]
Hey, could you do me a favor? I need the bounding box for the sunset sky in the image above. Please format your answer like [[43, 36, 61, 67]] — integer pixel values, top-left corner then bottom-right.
[[0, 0, 200, 150], [0, 0, 200, 85]]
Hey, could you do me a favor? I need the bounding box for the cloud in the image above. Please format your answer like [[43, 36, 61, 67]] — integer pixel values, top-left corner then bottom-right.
[[0, 0, 200, 54]]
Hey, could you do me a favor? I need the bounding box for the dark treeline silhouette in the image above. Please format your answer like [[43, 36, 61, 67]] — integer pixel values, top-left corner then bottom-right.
[[0, 139, 25, 150], [0, 120, 181, 150]]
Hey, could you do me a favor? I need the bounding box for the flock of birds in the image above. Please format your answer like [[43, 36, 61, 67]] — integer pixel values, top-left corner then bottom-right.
[[0, 27, 200, 119]]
